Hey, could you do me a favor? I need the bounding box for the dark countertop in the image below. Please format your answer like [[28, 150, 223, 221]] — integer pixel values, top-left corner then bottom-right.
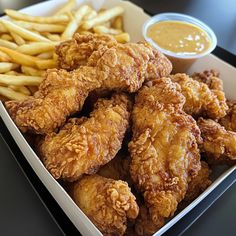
[[0, 1, 236, 236]]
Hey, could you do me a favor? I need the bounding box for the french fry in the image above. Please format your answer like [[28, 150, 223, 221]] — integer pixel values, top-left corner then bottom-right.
[[9, 85, 31, 96], [0, 46, 38, 67], [0, 62, 19, 73], [10, 32, 26, 45], [0, 51, 11, 62], [37, 51, 53, 59], [0, 34, 13, 41], [0, 74, 42, 86], [112, 16, 123, 30], [42, 32, 61, 41], [93, 25, 122, 35], [36, 59, 56, 70], [83, 9, 97, 20], [81, 6, 124, 30], [5, 9, 69, 24], [1, 19, 51, 42], [5, 71, 22, 75], [0, 38, 17, 49], [17, 42, 57, 55], [21, 66, 45, 76], [61, 5, 90, 40], [54, 0, 76, 16], [0, 86, 29, 101], [114, 33, 130, 43], [0, 23, 7, 32], [13, 21, 66, 33]]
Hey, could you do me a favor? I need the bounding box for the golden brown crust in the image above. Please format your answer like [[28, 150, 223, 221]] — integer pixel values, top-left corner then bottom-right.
[[192, 70, 222, 91], [71, 175, 139, 236], [219, 100, 236, 132], [198, 118, 236, 164], [38, 94, 130, 181], [5, 68, 101, 134], [179, 161, 212, 210], [57, 34, 172, 93], [129, 78, 201, 229], [56, 34, 117, 70], [170, 73, 228, 119]]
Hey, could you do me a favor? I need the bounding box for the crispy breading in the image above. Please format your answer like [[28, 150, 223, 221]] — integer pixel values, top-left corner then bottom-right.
[[198, 118, 236, 164], [5, 67, 101, 134], [179, 161, 212, 210], [219, 100, 236, 132], [170, 73, 228, 119], [129, 78, 201, 230], [192, 70, 223, 91], [38, 94, 130, 181], [57, 34, 172, 92], [71, 175, 139, 236], [56, 34, 117, 70]]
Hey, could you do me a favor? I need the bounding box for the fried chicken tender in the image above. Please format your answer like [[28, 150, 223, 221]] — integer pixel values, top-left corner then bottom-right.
[[179, 161, 212, 209], [192, 70, 223, 91], [129, 78, 202, 231], [170, 73, 228, 119], [5, 67, 101, 134], [56, 34, 117, 70], [135, 204, 164, 236], [98, 153, 132, 186], [6, 39, 171, 134], [219, 100, 236, 132], [198, 118, 236, 165], [57, 34, 172, 92], [70, 175, 139, 236], [38, 94, 130, 181]]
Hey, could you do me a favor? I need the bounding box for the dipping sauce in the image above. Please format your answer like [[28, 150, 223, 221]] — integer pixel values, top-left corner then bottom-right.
[[147, 20, 211, 55]]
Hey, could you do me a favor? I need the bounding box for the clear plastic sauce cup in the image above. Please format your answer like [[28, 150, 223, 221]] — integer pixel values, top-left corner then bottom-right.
[[143, 13, 217, 73]]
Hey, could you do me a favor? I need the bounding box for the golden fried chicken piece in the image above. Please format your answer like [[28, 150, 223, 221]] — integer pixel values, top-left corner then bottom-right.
[[198, 118, 236, 165], [192, 70, 223, 91], [56, 34, 117, 70], [98, 153, 132, 186], [6, 40, 170, 134], [38, 94, 130, 181], [179, 161, 212, 210], [219, 100, 236, 132], [170, 73, 228, 119], [70, 175, 139, 236], [129, 78, 201, 230], [5, 67, 101, 134], [57, 34, 172, 92]]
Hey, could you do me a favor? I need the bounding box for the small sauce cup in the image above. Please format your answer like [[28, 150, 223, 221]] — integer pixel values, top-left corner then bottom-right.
[[143, 13, 217, 73]]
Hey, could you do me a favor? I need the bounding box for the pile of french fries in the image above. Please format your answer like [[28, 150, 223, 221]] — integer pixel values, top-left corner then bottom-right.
[[0, 0, 129, 101]]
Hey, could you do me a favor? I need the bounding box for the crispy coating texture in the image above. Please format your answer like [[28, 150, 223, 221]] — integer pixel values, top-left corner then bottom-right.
[[179, 161, 212, 209], [98, 153, 132, 186], [6, 38, 171, 134], [219, 100, 236, 132], [129, 78, 201, 229], [5, 68, 101, 134], [71, 175, 139, 236], [38, 94, 130, 181], [192, 70, 223, 91], [170, 73, 228, 119], [135, 204, 164, 236], [56, 34, 117, 70], [198, 118, 236, 164], [57, 34, 172, 92]]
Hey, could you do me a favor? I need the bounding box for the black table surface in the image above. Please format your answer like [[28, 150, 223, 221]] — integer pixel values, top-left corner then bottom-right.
[[0, 1, 236, 236]]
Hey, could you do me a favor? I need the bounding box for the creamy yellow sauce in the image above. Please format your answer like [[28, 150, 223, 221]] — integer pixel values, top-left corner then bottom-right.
[[147, 21, 211, 55]]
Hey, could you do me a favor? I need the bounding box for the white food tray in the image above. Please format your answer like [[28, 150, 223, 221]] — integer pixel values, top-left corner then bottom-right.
[[0, 0, 236, 235]]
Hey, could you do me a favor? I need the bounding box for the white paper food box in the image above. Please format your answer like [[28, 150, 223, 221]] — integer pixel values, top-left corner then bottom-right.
[[0, 0, 235, 235]]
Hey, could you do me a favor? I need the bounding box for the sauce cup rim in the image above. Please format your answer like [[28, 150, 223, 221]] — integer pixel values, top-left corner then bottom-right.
[[142, 12, 217, 59]]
